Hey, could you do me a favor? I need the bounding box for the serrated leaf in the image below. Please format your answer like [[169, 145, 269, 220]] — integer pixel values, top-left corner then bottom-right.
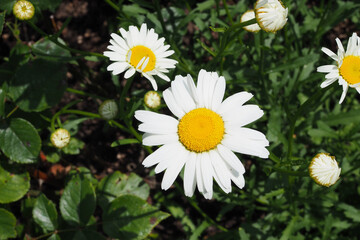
[[0, 164, 30, 203], [33, 194, 58, 232], [61, 137, 84, 155], [0, 118, 41, 163], [59, 175, 96, 226], [97, 171, 149, 210], [323, 109, 360, 126], [102, 195, 169, 240], [9, 59, 67, 112], [0, 208, 16, 239]]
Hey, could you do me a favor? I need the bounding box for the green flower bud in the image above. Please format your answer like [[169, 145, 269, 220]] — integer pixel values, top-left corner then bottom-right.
[[13, 0, 35, 21], [99, 100, 119, 120], [51, 128, 71, 149]]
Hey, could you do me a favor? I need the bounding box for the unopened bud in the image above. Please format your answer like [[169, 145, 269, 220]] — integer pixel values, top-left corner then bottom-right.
[[99, 100, 119, 120], [144, 91, 161, 109], [13, 0, 35, 21], [51, 128, 70, 149]]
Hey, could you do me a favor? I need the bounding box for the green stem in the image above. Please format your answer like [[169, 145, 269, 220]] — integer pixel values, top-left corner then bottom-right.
[[6, 106, 19, 118], [66, 88, 105, 101], [222, 0, 233, 25], [104, 0, 120, 11], [273, 167, 308, 176], [26, 21, 105, 58]]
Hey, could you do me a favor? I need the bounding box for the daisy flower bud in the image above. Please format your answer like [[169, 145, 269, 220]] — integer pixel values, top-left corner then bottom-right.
[[99, 100, 119, 120], [255, 0, 288, 33], [144, 91, 161, 109], [240, 10, 261, 33], [317, 33, 360, 104], [51, 128, 71, 149], [309, 153, 341, 187], [13, 0, 35, 21]]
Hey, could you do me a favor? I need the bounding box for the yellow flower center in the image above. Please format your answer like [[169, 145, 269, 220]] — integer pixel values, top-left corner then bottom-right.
[[127, 45, 156, 72], [339, 55, 360, 85], [178, 108, 224, 153]]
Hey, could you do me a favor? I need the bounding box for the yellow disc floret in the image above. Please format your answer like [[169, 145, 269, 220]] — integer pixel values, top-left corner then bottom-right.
[[178, 108, 224, 153], [339, 55, 360, 85], [13, 0, 35, 21], [127, 45, 156, 72]]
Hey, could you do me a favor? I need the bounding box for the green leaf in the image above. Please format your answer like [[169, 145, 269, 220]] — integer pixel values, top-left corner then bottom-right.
[[323, 109, 360, 126], [97, 171, 150, 210], [9, 59, 67, 112], [32, 38, 72, 61], [110, 138, 139, 147], [61, 137, 85, 155], [33, 194, 58, 232], [266, 54, 319, 73], [0, 11, 5, 36], [102, 195, 169, 240], [338, 203, 360, 222], [0, 0, 15, 12], [0, 118, 41, 163], [0, 208, 16, 239], [0, 87, 5, 118], [0, 164, 30, 203], [59, 175, 96, 226]]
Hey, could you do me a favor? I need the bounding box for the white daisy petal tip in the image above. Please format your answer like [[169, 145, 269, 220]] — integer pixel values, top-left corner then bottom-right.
[[318, 32, 360, 104], [240, 10, 261, 33], [254, 0, 288, 33], [104, 24, 177, 90], [136, 69, 269, 199], [309, 153, 341, 187]]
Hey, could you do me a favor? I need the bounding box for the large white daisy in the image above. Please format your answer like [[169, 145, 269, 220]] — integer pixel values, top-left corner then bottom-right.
[[254, 0, 288, 33], [104, 23, 178, 90], [317, 32, 360, 104], [135, 69, 269, 199]]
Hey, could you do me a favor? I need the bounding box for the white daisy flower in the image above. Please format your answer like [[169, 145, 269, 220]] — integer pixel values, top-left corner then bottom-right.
[[317, 33, 360, 104], [13, 0, 35, 21], [309, 153, 341, 187], [51, 128, 71, 149], [240, 10, 261, 33], [254, 0, 288, 33], [104, 23, 178, 91], [135, 70, 269, 199]]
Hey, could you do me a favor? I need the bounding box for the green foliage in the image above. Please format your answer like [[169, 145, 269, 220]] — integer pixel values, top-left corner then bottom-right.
[[0, 208, 17, 239], [102, 195, 170, 240], [0, 11, 5, 36], [0, 118, 41, 163], [33, 194, 58, 232], [0, 164, 30, 203]]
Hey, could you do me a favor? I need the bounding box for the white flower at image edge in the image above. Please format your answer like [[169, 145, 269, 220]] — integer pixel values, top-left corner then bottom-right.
[[135, 70, 269, 199], [255, 0, 288, 33], [309, 153, 341, 187], [317, 32, 360, 104], [104, 23, 178, 90]]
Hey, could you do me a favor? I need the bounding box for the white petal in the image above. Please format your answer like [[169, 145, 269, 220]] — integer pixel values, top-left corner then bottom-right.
[[216, 144, 245, 174], [110, 33, 129, 50], [321, 47, 338, 61], [196, 154, 204, 193], [211, 76, 226, 112], [142, 143, 180, 167], [196, 69, 207, 107], [161, 148, 188, 190], [184, 152, 197, 197], [142, 73, 158, 91], [163, 88, 185, 118], [209, 150, 231, 192], [218, 92, 253, 115], [317, 65, 337, 73], [107, 62, 129, 75], [142, 132, 178, 146], [320, 78, 338, 88], [223, 105, 264, 127], [222, 134, 269, 158], [135, 110, 178, 125], [339, 83, 349, 104], [171, 76, 196, 113], [201, 152, 213, 194], [124, 68, 136, 78]]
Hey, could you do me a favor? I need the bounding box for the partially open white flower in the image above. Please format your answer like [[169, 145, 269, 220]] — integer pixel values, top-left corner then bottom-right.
[[144, 91, 161, 109], [13, 0, 35, 21], [255, 0, 288, 33], [135, 69, 269, 199], [240, 10, 261, 33], [309, 153, 341, 187], [104, 23, 178, 91], [317, 33, 360, 104], [51, 128, 71, 149]]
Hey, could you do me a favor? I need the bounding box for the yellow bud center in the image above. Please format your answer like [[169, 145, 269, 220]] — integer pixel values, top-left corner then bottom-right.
[[178, 108, 224, 153], [127, 45, 156, 72], [339, 55, 360, 85]]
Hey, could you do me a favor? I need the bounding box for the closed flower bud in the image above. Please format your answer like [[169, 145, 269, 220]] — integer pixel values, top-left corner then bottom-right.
[[99, 100, 119, 120], [13, 0, 35, 21], [51, 128, 71, 149], [240, 10, 261, 33], [309, 153, 341, 187], [144, 91, 161, 109], [255, 0, 288, 33]]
